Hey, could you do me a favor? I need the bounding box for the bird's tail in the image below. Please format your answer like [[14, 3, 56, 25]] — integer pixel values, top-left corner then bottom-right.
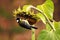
[[30, 26, 38, 29], [32, 27, 38, 29]]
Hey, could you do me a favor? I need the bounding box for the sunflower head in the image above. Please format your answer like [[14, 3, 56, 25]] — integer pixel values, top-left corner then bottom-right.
[[13, 6, 40, 25]]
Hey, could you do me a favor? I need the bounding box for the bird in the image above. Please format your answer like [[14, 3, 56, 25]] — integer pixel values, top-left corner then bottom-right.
[[16, 17, 38, 30]]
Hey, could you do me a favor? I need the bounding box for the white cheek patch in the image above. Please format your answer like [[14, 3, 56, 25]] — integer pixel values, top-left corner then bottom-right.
[[16, 20, 19, 22]]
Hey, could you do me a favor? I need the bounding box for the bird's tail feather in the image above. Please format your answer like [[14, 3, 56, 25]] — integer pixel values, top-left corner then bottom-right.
[[32, 27, 38, 29]]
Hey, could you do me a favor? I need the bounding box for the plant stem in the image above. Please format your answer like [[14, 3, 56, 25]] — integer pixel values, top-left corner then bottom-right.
[[26, 5, 55, 31], [32, 28, 35, 40], [41, 12, 55, 31]]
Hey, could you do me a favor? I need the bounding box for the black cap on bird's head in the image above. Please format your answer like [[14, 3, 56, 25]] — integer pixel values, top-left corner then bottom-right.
[[16, 17, 20, 20], [16, 17, 20, 23]]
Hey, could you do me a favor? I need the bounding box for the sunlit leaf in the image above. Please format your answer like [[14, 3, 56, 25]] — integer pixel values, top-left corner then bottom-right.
[[46, 23, 51, 30], [54, 21, 60, 29], [54, 21, 60, 34], [37, 21, 60, 40], [36, 13, 46, 24], [37, 30, 60, 40], [37, 0, 54, 20]]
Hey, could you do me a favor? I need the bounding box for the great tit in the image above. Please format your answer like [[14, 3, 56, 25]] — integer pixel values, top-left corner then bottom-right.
[[16, 17, 37, 30]]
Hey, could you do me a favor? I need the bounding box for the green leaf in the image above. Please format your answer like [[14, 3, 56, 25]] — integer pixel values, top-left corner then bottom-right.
[[37, 22, 60, 40], [37, 30, 60, 40], [36, 13, 46, 24], [54, 22, 60, 29], [53, 21, 60, 34], [37, 0, 54, 20], [46, 23, 51, 31]]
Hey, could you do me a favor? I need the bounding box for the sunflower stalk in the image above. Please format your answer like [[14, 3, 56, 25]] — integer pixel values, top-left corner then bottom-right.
[[32, 28, 35, 40]]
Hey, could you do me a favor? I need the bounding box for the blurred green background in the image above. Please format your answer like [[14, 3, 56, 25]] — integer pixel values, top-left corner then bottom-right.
[[0, 0, 60, 40]]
